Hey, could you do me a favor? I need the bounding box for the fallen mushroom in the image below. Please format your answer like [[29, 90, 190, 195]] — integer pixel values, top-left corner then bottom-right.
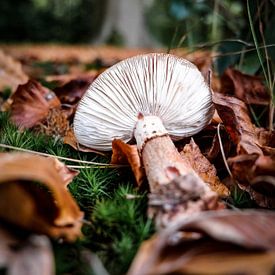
[[74, 53, 219, 226]]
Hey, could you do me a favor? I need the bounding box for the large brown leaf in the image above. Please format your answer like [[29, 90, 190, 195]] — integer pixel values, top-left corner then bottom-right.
[[0, 153, 83, 241], [10, 79, 60, 129], [180, 139, 229, 197], [213, 92, 262, 155], [220, 68, 270, 105], [128, 210, 275, 275], [0, 225, 54, 275]]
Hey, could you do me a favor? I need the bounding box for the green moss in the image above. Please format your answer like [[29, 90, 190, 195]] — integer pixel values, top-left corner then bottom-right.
[[0, 112, 153, 274]]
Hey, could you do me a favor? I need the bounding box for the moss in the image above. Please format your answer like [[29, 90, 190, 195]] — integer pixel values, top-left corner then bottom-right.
[[0, 112, 153, 274]]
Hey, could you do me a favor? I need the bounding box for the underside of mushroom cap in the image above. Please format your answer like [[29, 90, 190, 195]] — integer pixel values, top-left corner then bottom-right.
[[74, 53, 214, 151]]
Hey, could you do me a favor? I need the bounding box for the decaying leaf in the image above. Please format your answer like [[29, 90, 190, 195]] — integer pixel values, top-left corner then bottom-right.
[[180, 139, 229, 197], [36, 107, 70, 138], [111, 139, 145, 185], [228, 154, 275, 208], [0, 49, 28, 93], [213, 92, 262, 155], [0, 153, 83, 241], [220, 68, 270, 105], [52, 157, 79, 187], [128, 210, 275, 275], [0, 225, 54, 275], [10, 80, 60, 129], [53, 73, 97, 105], [64, 128, 106, 155]]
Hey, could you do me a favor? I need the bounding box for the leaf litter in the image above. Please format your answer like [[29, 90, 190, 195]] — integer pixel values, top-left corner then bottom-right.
[[0, 46, 274, 274]]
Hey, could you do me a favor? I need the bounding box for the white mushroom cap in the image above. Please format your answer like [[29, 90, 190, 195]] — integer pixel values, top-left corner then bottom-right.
[[73, 53, 214, 151]]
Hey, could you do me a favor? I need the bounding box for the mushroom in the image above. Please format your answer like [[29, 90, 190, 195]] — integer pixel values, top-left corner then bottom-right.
[[74, 53, 214, 190]]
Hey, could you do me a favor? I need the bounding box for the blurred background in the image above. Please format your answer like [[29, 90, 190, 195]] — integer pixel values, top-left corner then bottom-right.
[[0, 0, 274, 73]]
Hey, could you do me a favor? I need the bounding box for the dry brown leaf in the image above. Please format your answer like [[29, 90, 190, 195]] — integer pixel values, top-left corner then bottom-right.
[[213, 92, 263, 155], [0, 225, 54, 275], [0, 153, 83, 241], [10, 79, 60, 129], [228, 154, 275, 208], [64, 128, 106, 155], [256, 128, 275, 148], [220, 68, 270, 105], [111, 139, 145, 186], [128, 210, 275, 275], [53, 73, 97, 106], [0, 49, 28, 93], [180, 139, 229, 197]]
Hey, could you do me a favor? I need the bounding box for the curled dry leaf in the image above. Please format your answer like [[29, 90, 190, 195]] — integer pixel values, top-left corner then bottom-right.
[[213, 92, 262, 155], [0, 49, 28, 93], [0, 225, 54, 275], [220, 68, 270, 105], [64, 128, 106, 155], [180, 139, 229, 197], [52, 157, 79, 187], [10, 79, 60, 129], [0, 153, 83, 241], [228, 154, 275, 208], [111, 139, 145, 186], [128, 210, 275, 275]]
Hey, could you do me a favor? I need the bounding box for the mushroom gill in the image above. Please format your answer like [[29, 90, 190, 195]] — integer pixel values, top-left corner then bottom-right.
[[74, 53, 214, 151]]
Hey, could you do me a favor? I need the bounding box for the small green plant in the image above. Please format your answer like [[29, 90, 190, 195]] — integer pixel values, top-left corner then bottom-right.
[[0, 112, 153, 274]]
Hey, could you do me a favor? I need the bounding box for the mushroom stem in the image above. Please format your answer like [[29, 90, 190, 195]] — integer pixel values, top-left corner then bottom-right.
[[134, 115, 193, 191], [142, 136, 193, 190]]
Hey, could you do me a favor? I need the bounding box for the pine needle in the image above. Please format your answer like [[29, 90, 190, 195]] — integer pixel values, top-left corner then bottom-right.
[[0, 143, 128, 168]]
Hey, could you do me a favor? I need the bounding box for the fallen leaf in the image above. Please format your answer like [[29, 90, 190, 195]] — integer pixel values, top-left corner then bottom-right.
[[220, 68, 270, 105], [111, 139, 145, 185], [0, 152, 83, 241], [128, 210, 275, 275], [228, 154, 275, 208], [64, 128, 106, 155], [10, 79, 60, 129], [52, 158, 79, 187], [0, 225, 54, 275], [256, 128, 275, 152], [0, 49, 28, 93], [180, 139, 229, 197], [213, 92, 263, 155], [53, 74, 96, 106]]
